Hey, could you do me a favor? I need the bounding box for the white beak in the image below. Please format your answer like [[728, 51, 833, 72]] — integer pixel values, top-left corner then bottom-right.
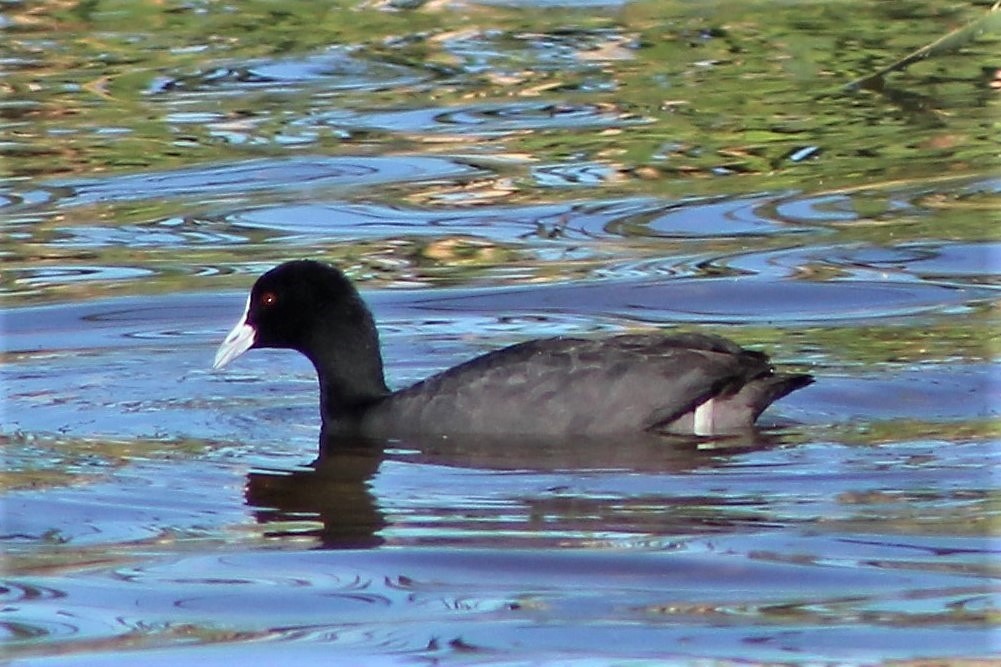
[[213, 297, 256, 370]]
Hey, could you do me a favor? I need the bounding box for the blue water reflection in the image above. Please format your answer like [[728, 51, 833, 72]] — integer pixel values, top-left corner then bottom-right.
[[2, 1, 999, 663]]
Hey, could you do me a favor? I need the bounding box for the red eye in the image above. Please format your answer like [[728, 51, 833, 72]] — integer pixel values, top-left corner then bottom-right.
[[260, 291, 277, 307]]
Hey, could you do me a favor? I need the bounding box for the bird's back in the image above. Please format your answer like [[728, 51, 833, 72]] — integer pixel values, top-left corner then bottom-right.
[[353, 332, 808, 438]]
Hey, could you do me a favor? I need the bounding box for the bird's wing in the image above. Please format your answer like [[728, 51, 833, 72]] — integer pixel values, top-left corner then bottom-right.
[[372, 335, 772, 436]]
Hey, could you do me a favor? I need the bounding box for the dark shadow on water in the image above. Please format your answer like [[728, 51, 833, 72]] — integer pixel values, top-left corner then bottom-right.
[[246, 444, 386, 549], [245, 430, 789, 549]]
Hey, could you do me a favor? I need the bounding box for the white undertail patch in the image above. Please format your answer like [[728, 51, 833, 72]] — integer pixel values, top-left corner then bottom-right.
[[693, 399, 715, 436]]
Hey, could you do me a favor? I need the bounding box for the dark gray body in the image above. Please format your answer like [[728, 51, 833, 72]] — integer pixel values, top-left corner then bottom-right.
[[333, 333, 812, 439]]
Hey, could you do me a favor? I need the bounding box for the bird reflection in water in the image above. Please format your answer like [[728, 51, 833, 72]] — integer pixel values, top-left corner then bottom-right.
[[244, 429, 789, 550]]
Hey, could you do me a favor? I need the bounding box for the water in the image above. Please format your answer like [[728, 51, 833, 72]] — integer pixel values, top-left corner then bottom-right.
[[2, 1, 999, 663]]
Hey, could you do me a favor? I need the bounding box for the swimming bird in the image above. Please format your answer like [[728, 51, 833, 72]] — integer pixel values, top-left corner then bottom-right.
[[213, 260, 812, 440]]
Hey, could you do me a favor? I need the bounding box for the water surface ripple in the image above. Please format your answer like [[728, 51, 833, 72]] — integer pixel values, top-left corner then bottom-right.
[[2, 1, 998, 664]]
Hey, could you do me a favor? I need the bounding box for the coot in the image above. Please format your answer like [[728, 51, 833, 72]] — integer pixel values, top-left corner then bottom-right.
[[214, 260, 812, 439]]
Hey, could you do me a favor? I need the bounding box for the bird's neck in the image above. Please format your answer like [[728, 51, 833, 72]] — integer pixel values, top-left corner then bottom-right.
[[305, 330, 390, 424]]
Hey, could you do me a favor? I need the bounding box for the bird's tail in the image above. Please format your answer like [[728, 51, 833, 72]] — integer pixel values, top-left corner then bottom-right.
[[691, 372, 814, 435]]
